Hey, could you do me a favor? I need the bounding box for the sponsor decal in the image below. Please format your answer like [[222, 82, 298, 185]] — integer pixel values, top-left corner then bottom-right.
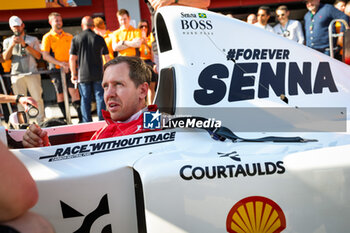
[[194, 49, 338, 105], [181, 12, 197, 18], [143, 110, 162, 129], [163, 116, 221, 129], [143, 111, 221, 129], [40, 132, 176, 162], [198, 13, 207, 18], [179, 154, 285, 180], [61, 194, 112, 233], [218, 151, 240, 161], [226, 196, 286, 233], [180, 12, 207, 19], [227, 49, 290, 61], [180, 11, 213, 35]]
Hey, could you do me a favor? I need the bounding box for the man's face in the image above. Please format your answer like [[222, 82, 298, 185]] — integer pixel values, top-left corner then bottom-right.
[[102, 62, 147, 121], [50, 15, 63, 30], [247, 14, 257, 24], [345, 4, 350, 16], [334, 2, 346, 12], [117, 14, 130, 28], [10, 24, 24, 35], [305, 0, 320, 13], [276, 9, 289, 24], [257, 9, 270, 25]]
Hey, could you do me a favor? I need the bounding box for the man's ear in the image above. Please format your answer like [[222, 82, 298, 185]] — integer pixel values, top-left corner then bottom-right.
[[138, 82, 149, 100]]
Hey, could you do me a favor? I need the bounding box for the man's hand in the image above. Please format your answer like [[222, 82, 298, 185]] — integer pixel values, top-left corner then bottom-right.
[[18, 96, 38, 109], [113, 40, 128, 51], [71, 74, 78, 84], [12, 34, 26, 47], [11, 36, 21, 47], [118, 40, 127, 48], [19, 36, 26, 47], [22, 124, 50, 148], [60, 62, 70, 73]]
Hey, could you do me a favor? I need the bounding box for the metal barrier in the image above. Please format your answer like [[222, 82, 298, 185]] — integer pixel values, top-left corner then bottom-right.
[[59, 68, 72, 124], [0, 68, 72, 124], [328, 19, 350, 59]]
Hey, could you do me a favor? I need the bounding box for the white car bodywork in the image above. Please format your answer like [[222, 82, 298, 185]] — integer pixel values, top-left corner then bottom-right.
[[6, 6, 350, 233]]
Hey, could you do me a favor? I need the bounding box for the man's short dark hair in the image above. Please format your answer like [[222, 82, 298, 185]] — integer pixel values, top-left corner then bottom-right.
[[117, 9, 129, 17], [259, 5, 271, 15], [103, 56, 151, 87]]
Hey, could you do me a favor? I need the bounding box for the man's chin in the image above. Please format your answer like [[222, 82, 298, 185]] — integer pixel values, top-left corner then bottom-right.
[[110, 113, 120, 121], [110, 114, 128, 122], [109, 110, 123, 121], [308, 6, 316, 11]]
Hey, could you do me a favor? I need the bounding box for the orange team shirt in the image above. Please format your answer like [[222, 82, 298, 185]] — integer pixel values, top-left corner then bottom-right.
[[1, 60, 11, 73], [140, 33, 155, 61], [111, 26, 141, 57], [102, 30, 114, 64], [41, 29, 73, 69]]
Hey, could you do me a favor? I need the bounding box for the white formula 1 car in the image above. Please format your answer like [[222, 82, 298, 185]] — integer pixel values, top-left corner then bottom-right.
[[4, 6, 350, 233]]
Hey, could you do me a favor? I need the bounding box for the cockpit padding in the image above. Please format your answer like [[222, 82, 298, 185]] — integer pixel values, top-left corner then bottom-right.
[[154, 67, 176, 115], [156, 13, 172, 53]]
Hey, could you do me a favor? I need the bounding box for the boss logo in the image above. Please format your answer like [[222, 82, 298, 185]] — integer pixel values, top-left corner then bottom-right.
[[181, 19, 213, 30]]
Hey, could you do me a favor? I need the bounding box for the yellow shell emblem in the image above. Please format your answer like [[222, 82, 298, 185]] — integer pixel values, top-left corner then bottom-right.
[[226, 196, 286, 233]]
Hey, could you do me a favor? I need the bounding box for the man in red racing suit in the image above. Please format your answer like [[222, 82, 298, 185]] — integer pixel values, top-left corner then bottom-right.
[[22, 56, 157, 147], [90, 105, 158, 140]]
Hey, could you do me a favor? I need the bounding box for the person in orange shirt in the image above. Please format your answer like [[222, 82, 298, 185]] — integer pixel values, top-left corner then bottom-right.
[[1, 60, 11, 73], [138, 19, 157, 104], [93, 17, 114, 64], [111, 9, 141, 57], [138, 20, 154, 64], [41, 12, 82, 122]]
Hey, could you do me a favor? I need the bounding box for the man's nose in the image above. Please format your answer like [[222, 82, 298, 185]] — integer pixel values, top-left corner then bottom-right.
[[105, 86, 116, 98]]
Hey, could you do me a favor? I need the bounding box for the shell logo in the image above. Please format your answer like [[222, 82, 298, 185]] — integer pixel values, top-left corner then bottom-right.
[[226, 196, 286, 233]]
